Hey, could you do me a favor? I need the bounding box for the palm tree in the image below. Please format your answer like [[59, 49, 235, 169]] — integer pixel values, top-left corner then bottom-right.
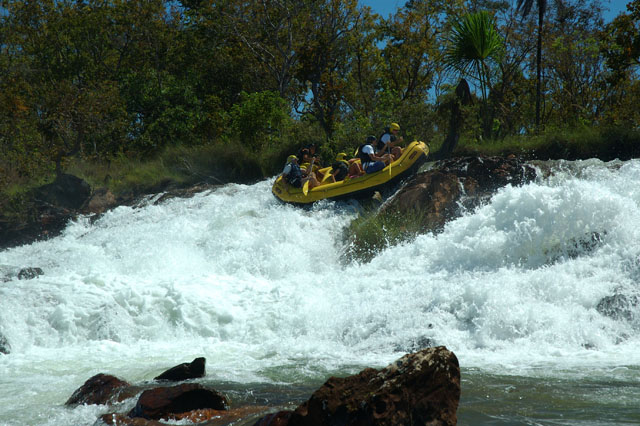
[[517, 0, 547, 130], [444, 10, 503, 138]]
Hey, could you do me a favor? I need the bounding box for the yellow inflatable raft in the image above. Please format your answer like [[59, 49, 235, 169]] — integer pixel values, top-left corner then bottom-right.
[[272, 141, 429, 205]]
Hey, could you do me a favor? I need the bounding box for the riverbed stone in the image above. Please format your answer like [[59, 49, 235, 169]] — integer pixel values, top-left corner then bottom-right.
[[128, 383, 229, 420], [253, 346, 460, 426], [66, 373, 133, 406], [154, 357, 206, 381]]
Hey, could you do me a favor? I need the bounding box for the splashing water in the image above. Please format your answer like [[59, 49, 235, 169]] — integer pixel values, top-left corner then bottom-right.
[[1, 159, 640, 425]]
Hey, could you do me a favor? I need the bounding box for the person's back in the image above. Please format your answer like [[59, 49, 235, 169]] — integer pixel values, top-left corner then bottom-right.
[[282, 155, 303, 188], [358, 136, 389, 174], [330, 154, 350, 181]]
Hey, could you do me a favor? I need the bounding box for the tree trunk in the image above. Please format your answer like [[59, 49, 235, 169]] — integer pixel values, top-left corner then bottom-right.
[[535, 7, 543, 130], [435, 79, 472, 159]]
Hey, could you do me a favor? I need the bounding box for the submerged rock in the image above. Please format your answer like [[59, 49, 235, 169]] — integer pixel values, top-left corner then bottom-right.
[[0, 332, 10, 355], [128, 383, 229, 420], [66, 373, 135, 406], [597, 293, 640, 322], [253, 346, 460, 426], [154, 357, 206, 382], [17, 267, 44, 280]]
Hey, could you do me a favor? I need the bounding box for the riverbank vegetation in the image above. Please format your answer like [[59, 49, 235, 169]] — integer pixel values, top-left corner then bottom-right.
[[1, 0, 640, 201]]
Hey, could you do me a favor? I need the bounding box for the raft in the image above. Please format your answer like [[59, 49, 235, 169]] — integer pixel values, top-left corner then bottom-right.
[[272, 140, 429, 205]]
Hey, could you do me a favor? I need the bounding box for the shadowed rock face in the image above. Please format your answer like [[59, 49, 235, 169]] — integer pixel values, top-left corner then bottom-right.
[[253, 346, 461, 426], [382, 155, 537, 233], [154, 357, 206, 382]]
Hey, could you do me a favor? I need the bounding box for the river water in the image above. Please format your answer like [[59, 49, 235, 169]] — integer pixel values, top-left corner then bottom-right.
[[1, 159, 639, 425]]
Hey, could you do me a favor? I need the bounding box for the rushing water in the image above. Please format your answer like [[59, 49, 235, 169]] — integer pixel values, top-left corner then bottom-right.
[[1, 159, 640, 425]]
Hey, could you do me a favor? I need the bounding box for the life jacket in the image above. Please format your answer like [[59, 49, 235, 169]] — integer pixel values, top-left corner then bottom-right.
[[285, 163, 302, 185], [357, 143, 373, 164], [377, 127, 391, 151], [331, 160, 349, 181]]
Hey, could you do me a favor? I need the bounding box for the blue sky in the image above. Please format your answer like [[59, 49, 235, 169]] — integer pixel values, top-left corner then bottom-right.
[[359, 0, 631, 22]]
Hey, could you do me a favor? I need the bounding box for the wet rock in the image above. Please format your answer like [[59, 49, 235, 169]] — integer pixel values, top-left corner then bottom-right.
[[0, 332, 10, 354], [100, 406, 269, 426], [154, 357, 206, 382], [85, 188, 117, 214], [254, 346, 460, 426], [383, 156, 536, 234], [66, 374, 134, 406], [253, 411, 294, 426], [17, 267, 44, 280], [128, 383, 229, 420], [597, 293, 640, 321], [96, 413, 165, 426]]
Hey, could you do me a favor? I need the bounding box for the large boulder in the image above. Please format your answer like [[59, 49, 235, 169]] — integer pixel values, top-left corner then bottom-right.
[[154, 357, 206, 382], [383, 155, 536, 233], [128, 383, 229, 420], [66, 374, 135, 406], [34, 174, 91, 210], [254, 346, 460, 426]]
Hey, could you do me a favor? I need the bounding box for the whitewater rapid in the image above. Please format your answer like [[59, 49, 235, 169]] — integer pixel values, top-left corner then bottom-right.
[[1, 158, 640, 425]]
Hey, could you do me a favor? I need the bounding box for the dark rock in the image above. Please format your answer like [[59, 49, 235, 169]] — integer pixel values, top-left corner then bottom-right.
[[34, 174, 91, 210], [253, 411, 294, 426], [382, 156, 536, 234], [0, 332, 10, 355], [66, 373, 133, 406], [128, 383, 229, 420], [17, 267, 44, 280], [253, 346, 460, 426], [597, 293, 640, 321], [154, 357, 206, 382], [97, 413, 165, 425], [101, 406, 270, 426]]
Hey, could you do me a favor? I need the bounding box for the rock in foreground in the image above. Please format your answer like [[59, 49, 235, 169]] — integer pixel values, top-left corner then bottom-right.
[[254, 346, 460, 426]]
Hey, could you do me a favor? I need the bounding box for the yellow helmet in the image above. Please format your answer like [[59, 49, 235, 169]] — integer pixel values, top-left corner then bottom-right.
[[390, 122, 400, 131], [335, 152, 347, 161], [287, 155, 298, 163]]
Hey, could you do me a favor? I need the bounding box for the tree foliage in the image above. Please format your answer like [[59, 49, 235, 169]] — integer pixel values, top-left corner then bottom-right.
[[0, 0, 638, 185]]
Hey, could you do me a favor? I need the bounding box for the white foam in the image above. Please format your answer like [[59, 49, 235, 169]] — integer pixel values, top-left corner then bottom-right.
[[1, 162, 640, 424]]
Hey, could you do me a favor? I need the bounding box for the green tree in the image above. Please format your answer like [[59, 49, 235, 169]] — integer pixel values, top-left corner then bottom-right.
[[444, 10, 503, 138], [516, 0, 547, 130]]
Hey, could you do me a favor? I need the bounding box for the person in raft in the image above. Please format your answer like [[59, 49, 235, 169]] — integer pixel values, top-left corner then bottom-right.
[[281, 155, 319, 189], [328, 152, 364, 182], [377, 122, 404, 160], [298, 145, 325, 181], [357, 135, 392, 174]]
